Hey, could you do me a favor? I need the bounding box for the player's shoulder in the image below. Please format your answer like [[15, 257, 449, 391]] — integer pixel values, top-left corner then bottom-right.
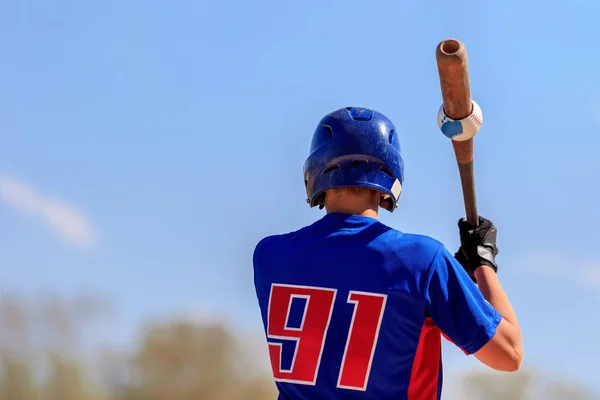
[[253, 234, 279, 264], [380, 226, 443, 256], [374, 225, 445, 270], [400, 232, 443, 254], [252, 226, 309, 264]]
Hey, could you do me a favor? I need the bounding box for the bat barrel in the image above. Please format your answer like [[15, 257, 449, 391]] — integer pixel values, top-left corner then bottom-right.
[[435, 39, 479, 227], [436, 39, 472, 120]]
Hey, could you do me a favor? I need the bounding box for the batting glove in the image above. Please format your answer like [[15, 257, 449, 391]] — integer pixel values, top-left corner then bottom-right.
[[454, 216, 499, 282]]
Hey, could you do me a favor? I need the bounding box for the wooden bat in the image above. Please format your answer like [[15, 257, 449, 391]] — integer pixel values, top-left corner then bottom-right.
[[435, 39, 482, 227]]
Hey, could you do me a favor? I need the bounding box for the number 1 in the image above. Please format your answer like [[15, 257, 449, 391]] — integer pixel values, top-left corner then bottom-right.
[[266, 284, 387, 391], [338, 291, 387, 390]]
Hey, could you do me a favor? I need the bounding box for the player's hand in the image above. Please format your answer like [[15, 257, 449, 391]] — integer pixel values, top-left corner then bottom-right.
[[454, 216, 499, 282]]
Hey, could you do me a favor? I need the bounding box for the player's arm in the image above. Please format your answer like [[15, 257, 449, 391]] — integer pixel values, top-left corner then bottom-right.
[[425, 217, 522, 372], [453, 216, 522, 371], [471, 265, 522, 371]]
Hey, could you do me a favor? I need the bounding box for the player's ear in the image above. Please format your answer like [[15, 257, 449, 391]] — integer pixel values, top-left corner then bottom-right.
[[379, 194, 394, 210], [317, 192, 327, 209]]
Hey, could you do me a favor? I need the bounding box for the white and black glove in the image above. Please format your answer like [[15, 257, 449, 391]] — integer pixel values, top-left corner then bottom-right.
[[454, 216, 499, 283]]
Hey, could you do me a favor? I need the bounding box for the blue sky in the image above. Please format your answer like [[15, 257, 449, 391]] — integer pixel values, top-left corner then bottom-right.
[[1, 0, 599, 393]]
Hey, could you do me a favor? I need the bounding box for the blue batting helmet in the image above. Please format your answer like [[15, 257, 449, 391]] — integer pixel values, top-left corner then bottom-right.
[[303, 107, 405, 212]]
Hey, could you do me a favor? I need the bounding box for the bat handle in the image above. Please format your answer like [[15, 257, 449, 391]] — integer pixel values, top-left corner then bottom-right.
[[453, 139, 479, 227]]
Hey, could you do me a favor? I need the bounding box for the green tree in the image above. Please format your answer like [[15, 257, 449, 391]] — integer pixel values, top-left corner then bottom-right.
[[115, 320, 276, 400], [0, 293, 107, 400], [460, 369, 597, 400], [460, 370, 533, 400], [0, 357, 39, 400], [43, 355, 93, 400]]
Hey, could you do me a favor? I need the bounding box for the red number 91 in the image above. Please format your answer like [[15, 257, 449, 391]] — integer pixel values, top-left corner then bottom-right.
[[266, 284, 387, 391]]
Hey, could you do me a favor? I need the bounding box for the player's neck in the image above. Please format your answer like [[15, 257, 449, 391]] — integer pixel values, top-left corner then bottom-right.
[[324, 204, 379, 219], [323, 189, 381, 219]]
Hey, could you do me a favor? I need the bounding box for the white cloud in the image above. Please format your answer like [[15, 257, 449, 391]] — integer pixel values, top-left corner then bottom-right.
[[0, 175, 95, 247]]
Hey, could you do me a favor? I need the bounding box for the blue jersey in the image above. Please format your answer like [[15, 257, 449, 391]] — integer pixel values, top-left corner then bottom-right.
[[253, 212, 502, 400]]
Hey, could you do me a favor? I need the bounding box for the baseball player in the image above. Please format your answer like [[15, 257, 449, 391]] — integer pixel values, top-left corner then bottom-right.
[[253, 107, 523, 399]]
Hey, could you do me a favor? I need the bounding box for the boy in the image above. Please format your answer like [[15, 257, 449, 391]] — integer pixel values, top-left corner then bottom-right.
[[253, 107, 522, 399]]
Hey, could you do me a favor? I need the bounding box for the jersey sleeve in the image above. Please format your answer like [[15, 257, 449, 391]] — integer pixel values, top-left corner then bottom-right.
[[424, 244, 502, 355]]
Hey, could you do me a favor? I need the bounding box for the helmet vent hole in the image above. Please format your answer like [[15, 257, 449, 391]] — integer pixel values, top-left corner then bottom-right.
[[380, 166, 393, 178], [346, 107, 373, 121], [351, 159, 368, 167], [389, 129, 395, 144], [323, 125, 333, 138], [323, 165, 339, 175]]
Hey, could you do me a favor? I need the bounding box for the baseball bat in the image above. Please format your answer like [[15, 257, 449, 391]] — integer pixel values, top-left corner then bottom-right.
[[435, 39, 480, 227]]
